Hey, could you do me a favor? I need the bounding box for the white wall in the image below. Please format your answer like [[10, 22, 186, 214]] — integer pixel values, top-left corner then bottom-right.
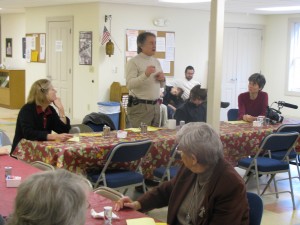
[[1, 3, 268, 122], [1, 13, 26, 69], [263, 14, 300, 119], [25, 3, 100, 121]]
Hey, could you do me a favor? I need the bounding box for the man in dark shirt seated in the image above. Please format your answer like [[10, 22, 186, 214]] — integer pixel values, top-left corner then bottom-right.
[[162, 85, 184, 119], [174, 85, 207, 125]]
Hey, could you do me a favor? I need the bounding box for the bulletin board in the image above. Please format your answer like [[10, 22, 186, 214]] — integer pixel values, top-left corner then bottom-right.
[[25, 33, 46, 63], [125, 29, 175, 76]]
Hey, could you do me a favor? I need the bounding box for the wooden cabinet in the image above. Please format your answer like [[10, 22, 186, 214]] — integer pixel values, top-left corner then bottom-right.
[[0, 69, 25, 109], [110, 82, 129, 130]]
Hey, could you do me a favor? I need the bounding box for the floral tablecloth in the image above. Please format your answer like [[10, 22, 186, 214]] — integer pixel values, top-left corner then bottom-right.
[[14, 129, 177, 179], [14, 118, 300, 178], [220, 118, 300, 166]]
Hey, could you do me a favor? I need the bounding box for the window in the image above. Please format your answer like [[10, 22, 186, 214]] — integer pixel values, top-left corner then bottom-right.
[[287, 19, 300, 95]]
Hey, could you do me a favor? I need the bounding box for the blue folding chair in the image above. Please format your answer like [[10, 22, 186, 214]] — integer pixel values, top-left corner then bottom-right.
[[153, 144, 181, 182], [227, 108, 238, 121], [238, 132, 299, 210], [247, 192, 263, 225], [88, 140, 152, 194], [272, 124, 300, 180]]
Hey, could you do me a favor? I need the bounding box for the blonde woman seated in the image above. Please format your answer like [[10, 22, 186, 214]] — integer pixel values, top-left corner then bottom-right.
[[115, 122, 249, 225], [7, 169, 90, 225], [11, 79, 73, 156]]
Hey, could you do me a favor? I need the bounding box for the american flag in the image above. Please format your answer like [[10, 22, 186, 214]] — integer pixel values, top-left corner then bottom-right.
[[101, 26, 111, 45]]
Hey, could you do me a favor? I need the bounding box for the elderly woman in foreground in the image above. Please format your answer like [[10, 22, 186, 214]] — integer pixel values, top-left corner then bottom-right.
[[7, 169, 90, 225], [115, 122, 249, 225]]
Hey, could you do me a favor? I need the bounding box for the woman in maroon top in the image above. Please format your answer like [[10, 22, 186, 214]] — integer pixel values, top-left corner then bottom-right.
[[238, 73, 268, 122]]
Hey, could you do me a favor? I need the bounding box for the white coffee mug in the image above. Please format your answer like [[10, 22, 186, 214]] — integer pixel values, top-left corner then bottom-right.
[[167, 119, 176, 129]]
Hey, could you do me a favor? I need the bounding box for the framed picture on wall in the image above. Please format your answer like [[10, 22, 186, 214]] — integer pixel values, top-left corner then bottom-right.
[[79, 31, 92, 65], [6, 38, 12, 57]]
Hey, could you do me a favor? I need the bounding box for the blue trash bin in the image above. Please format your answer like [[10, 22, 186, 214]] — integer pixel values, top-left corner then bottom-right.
[[97, 102, 120, 130]]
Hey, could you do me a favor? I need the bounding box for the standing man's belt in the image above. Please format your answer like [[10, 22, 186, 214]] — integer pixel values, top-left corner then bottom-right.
[[138, 99, 158, 105]]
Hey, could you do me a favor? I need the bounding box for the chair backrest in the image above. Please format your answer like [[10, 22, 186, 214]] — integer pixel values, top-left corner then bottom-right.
[[276, 123, 300, 133], [69, 124, 94, 133], [31, 161, 55, 171], [247, 192, 263, 225], [103, 140, 152, 171], [82, 112, 116, 131], [69, 126, 80, 134], [94, 186, 124, 201], [227, 108, 239, 121], [0, 131, 11, 146], [258, 132, 299, 157]]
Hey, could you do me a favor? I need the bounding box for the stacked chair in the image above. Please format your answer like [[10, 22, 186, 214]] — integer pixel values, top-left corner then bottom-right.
[[272, 124, 300, 180], [238, 131, 299, 210]]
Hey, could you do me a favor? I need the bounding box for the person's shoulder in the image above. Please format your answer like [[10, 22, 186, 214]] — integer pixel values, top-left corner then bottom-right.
[[259, 91, 268, 96], [20, 102, 35, 111], [191, 79, 200, 85], [238, 92, 248, 98]]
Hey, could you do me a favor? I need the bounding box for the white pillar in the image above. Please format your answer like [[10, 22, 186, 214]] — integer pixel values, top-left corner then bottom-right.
[[207, 0, 225, 131]]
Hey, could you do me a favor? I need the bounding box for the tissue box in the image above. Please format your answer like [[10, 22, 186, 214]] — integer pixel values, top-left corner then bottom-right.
[[6, 176, 22, 187]]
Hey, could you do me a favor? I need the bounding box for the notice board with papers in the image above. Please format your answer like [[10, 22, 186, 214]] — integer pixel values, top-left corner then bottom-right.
[[125, 29, 175, 77], [25, 33, 46, 63]]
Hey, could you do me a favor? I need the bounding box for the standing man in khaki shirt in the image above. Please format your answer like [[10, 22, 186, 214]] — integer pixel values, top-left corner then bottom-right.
[[126, 32, 165, 127]]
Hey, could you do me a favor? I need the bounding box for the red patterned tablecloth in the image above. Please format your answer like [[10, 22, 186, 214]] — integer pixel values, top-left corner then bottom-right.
[[220, 118, 300, 166], [0, 155, 151, 224], [13, 118, 300, 178], [14, 129, 177, 179]]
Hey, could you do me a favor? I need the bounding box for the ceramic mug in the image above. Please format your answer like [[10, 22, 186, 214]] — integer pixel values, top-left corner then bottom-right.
[[167, 119, 176, 129]]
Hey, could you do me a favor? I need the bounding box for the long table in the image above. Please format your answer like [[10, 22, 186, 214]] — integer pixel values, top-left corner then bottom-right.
[[13, 118, 300, 178], [0, 155, 153, 224], [0, 155, 41, 217], [14, 129, 177, 179]]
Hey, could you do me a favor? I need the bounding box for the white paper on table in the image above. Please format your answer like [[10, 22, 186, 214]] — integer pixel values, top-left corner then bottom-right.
[[90, 209, 119, 219]]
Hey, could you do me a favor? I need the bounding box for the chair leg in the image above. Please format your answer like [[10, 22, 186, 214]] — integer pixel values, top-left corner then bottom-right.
[[287, 169, 296, 210], [295, 156, 300, 181], [142, 182, 147, 193], [261, 174, 275, 196], [123, 188, 128, 195], [273, 175, 279, 198]]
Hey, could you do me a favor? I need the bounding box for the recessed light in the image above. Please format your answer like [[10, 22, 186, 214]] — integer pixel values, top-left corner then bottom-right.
[[256, 6, 300, 11], [159, 0, 210, 3]]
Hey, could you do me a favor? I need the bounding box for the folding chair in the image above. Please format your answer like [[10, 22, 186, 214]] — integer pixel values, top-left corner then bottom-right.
[[94, 186, 124, 201], [227, 108, 238, 121], [87, 140, 152, 194], [0, 130, 11, 146], [272, 124, 300, 180], [69, 124, 94, 133], [31, 161, 55, 171], [247, 192, 263, 225], [153, 144, 181, 182], [238, 132, 299, 210]]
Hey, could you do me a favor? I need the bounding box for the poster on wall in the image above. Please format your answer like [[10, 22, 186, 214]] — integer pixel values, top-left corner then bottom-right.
[[79, 31, 92, 65], [6, 38, 12, 57]]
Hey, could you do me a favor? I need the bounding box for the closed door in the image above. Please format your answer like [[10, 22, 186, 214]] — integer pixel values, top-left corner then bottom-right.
[[47, 17, 73, 118], [220, 27, 263, 121]]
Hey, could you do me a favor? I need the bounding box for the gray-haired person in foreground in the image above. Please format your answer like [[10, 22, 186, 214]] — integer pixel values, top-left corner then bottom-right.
[[7, 169, 90, 225], [115, 122, 249, 225]]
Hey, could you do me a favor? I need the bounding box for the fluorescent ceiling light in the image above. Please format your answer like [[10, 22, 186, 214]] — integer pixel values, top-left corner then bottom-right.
[[159, 0, 210, 3], [256, 6, 300, 11]]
